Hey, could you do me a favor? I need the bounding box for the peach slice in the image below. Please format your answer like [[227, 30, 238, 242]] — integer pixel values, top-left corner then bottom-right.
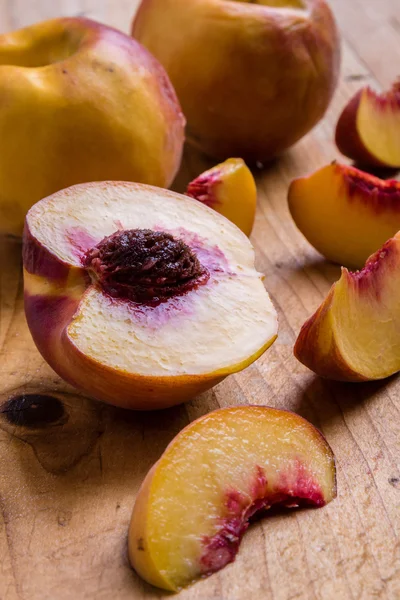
[[186, 158, 257, 236], [288, 162, 400, 268], [335, 81, 400, 168], [129, 405, 336, 591], [294, 231, 400, 381], [23, 182, 278, 410]]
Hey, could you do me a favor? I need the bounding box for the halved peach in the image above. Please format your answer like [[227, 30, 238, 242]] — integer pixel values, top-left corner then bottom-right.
[[23, 182, 278, 410], [336, 81, 400, 168], [186, 158, 257, 236], [129, 405, 336, 591], [295, 231, 400, 381], [288, 162, 400, 268]]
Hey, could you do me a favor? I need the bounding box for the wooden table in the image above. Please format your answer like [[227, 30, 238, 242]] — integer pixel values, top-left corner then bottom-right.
[[1, 1, 399, 599]]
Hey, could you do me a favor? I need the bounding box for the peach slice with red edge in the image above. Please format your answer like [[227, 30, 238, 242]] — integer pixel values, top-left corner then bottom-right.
[[23, 181, 278, 410], [186, 158, 257, 236], [335, 81, 400, 168], [128, 405, 336, 591], [295, 231, 400, 381], [288, 162, 400, 268]]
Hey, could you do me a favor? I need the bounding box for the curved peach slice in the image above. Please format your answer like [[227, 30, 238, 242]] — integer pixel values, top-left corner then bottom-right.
[[335, 81, 400, 168], [129, 405, 336, 591], [23, 182, 278, 410], [186, 158, 257, 236], [295, 231, 400, 381], [288, 162, 400, 268]]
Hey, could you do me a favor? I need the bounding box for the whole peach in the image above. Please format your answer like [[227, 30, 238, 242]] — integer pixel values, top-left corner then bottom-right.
[[0, 17, 185, 235], [132, 0, 340, 162]]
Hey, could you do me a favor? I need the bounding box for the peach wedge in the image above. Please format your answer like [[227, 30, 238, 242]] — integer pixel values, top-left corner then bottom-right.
[[288, 162, 400, 268], [129, 406, 336, 591], [23, 182, 278, 410], [186, 158, 257, 236], [336, 81, 400, 168], [295, 231, 400, 381]]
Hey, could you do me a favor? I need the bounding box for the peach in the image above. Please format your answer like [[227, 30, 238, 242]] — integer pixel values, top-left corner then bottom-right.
[[129, 405, 336, 591], [0, 17, 185, 236], [23, 181, 278, 410], [186, 158, 257, 236], [336, 81, 400, 168], [132, 0, 340, 162], [294, 231, 400, 381], [288, 162, 400, 268]]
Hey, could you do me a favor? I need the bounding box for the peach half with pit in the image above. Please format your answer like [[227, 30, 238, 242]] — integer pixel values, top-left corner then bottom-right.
[[0, 17, 185, 236], [23, 181, 278, 410], [129, 405, 336, 591], [186, 158, 257, 236], [132, 0, 340, 162], [335, 81, 400, 168], [294, 231, 400, 381], [288, 162, 400, 269]]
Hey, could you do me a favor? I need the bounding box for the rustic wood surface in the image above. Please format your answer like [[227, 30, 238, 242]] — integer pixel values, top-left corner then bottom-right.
[[1, 1, 399, 599]]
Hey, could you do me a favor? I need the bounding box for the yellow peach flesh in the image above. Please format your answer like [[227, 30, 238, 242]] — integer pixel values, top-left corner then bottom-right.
[[288, 163, 400, 268], [357, 88, 400, 168], [186, 158, 257, 236], [295, 232, 400, 380]]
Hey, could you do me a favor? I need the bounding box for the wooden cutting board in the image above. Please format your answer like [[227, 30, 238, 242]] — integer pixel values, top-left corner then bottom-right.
[[1, 1, 399, 599]]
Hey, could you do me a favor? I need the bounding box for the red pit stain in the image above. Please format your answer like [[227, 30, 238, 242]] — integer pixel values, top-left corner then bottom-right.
[[66, 227, 99, 261], [366, 81, 400, 110], [341, 165, 400, 214], [200, 463, 325, 576], [186, 172, 222, 209], [348, 238, 398, 300], [100, 287, 195, 329]]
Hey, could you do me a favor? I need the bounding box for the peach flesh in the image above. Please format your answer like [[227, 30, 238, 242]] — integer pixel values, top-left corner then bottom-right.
[[288, 162, 400, 268], [23, 182, 278, 409], [186, 157, 257, 236], [336, 81, 400, 168], [129, 406, 336, 590], [294, 231, 400, 381]]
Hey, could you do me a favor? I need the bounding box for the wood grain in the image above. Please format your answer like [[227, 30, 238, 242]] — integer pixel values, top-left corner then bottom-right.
[[0, 1, 399, 599]]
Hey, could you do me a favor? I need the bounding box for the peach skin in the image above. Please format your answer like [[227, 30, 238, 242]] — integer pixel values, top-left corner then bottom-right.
[[129, 405, 336, 591], [23, 181, 278, 410], [186, 158, 257, 236], [294, 231, 400, 381], [336, 81, 400, 168], [132, 0, 340, 162], [288, 162, 400, 269], [0, 17, 185, 235]]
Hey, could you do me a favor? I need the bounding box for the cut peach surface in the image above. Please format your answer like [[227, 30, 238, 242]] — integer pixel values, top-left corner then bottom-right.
[[129, 405, 336, 591], [288, 162, 400, 268], [295, 231, 400, 381], [23, 182, 278, 410], [186, 158, 257, 236], [336, 81, 400, 168]]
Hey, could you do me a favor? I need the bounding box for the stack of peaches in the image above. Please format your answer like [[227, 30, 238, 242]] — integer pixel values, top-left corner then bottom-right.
[[1, 0, 398, 592]]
